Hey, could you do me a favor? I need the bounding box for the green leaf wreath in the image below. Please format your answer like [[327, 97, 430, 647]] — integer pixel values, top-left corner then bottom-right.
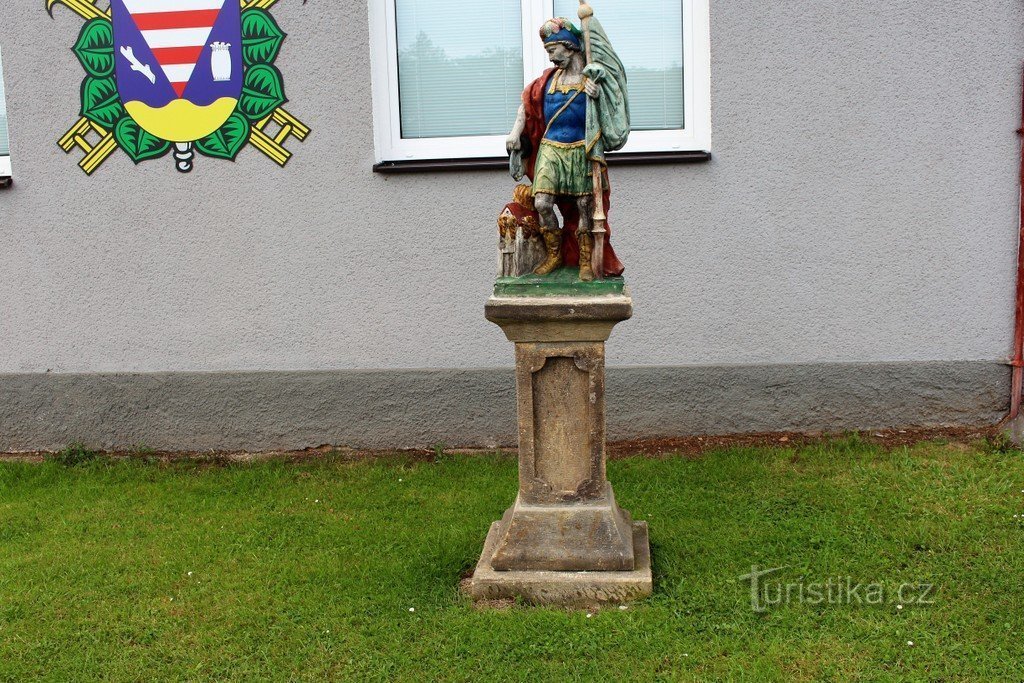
[[71, 9, 288, 165]]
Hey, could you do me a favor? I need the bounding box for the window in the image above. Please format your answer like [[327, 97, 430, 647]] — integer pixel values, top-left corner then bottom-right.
[[0, 47, 11, 179], [369, 0, 711, 164]]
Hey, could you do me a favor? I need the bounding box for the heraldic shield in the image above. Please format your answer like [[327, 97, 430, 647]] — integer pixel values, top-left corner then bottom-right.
[[49, 0, 306, 175], [111, 0, 243, 144]]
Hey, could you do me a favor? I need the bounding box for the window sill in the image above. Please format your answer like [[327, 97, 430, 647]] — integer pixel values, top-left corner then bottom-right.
[[373, 150, 711, 174]]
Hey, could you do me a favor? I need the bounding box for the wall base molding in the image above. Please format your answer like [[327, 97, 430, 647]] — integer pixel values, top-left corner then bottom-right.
[[0, 361, 1008, 452]]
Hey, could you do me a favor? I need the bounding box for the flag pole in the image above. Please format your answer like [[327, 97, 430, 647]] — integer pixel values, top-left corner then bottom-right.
[[578, 0, 606, 280]]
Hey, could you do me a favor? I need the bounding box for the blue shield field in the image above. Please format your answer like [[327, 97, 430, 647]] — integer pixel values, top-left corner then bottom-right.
[[111, 0, 243, 142]]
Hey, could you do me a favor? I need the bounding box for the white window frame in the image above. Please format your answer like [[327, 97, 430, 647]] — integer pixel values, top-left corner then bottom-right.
[[0, 46, 10, 178], [368, 0, 711, 164]]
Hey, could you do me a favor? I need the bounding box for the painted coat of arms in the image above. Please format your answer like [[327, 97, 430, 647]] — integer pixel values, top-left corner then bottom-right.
[[47, 0, 310, 174]]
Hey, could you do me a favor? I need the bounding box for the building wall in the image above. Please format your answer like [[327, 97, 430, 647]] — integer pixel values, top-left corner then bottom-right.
[[1, 1, 1021, 449]]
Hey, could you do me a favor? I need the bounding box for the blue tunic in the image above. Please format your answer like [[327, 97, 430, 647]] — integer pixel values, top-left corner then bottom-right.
[[543, 75, 587, 145]]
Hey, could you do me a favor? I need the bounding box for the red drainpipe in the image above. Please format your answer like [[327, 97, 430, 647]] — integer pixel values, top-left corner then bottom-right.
[[1011, 65, 1024, 419]]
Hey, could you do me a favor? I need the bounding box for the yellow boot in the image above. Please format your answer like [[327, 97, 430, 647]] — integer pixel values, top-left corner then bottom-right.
[[577, 231, 595, 282], [533, 228, 564, 276]]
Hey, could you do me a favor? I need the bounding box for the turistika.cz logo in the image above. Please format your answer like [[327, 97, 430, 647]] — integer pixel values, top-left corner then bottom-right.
[[738, 565, 937, 613], [47, 0, 311, 174]]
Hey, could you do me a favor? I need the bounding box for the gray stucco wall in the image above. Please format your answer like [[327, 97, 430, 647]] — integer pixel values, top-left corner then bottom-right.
[[0, 2, 1021, 448]]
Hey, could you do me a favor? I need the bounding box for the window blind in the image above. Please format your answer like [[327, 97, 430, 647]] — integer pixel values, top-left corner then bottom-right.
[[396, 0, 523, 139], [554, 0, 684, 131], [0, 49, 9, 157]]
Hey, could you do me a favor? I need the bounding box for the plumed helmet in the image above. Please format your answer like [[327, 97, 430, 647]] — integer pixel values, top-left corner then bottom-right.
[[539, 17, 583, 51]]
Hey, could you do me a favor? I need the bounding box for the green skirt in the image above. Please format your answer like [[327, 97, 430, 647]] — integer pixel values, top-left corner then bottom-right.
[[532, 140, 592, 196]]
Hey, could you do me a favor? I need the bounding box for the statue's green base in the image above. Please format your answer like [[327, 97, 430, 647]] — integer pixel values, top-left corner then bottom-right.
[[494, 267, 626, 298]]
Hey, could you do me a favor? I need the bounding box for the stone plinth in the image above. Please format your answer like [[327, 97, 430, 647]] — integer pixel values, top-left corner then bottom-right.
[[468, 293, 652, 606]]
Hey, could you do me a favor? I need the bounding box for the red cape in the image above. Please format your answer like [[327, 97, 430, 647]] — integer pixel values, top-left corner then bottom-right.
[[521, 68, 625, 277]]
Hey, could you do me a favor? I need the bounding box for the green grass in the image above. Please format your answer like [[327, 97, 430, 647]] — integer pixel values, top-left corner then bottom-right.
[[1, 439, 1022, 681]]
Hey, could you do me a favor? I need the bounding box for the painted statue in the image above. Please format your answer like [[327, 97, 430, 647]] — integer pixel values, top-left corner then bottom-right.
[[498, 184, 546, 277], [506, 5, 629, 282]]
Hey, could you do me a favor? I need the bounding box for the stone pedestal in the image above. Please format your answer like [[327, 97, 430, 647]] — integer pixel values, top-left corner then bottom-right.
[[468, 293, 652, 606]]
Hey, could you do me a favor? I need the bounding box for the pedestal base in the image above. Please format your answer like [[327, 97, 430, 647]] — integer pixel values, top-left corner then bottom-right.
[[468, 521, 652, 606], [489, 483, 636, 571]]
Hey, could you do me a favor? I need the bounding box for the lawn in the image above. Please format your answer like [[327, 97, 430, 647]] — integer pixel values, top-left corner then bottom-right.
[[1, 438, 1022, 681]]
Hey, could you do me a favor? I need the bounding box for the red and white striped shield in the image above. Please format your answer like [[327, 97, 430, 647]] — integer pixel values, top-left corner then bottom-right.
[[113, 0, 242, 101], [112, 0, 243, 142], [126, 0, 230, 96]]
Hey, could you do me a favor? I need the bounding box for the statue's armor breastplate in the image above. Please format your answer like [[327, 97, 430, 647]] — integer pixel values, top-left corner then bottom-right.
[[542, 73, 586, 145]]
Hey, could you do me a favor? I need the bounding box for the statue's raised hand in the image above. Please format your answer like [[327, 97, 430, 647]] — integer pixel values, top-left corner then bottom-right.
[[583, 63, 606, 83], [506, 134, 523, 153]]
